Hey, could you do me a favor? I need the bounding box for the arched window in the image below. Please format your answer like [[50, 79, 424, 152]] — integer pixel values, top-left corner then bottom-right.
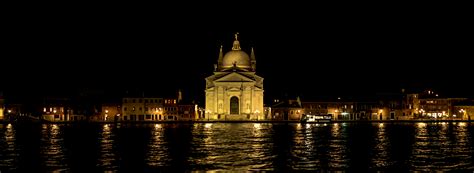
[[230, 96, 239, 114]]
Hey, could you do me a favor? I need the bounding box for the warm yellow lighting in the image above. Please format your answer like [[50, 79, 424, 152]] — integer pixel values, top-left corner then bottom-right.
[[8, 110, 12, 113], [43, 108, 46, 112], [205, 123, 212, 129], [105, 110, 109, 113], [335, 110, 338, 113], [53, 110, 57, 113], [379, 109, 383, 113], [459, 122, 466, 127], [417, 122, 427, 128], [379, 123, 384, 127], [253, 123, 261, 129], [297, 110, 300, 113]]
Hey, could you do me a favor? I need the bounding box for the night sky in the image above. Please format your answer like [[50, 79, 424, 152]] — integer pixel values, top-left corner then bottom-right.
[[3, 10, 472, 104]]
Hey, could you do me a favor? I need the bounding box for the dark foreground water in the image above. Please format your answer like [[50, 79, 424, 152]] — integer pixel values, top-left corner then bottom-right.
[[1, 122, 473, 172]]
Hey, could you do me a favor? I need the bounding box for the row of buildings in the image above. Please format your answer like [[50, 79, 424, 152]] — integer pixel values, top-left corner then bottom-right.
[[270, 90, 474, 121], [0, 91, 200, 122], [1, 89, 473, 122]]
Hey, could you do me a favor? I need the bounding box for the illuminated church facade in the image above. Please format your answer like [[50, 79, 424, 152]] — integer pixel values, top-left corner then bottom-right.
[[205, 33, 264, 120]]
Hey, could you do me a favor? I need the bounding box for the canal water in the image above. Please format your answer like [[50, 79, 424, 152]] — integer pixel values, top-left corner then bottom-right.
[[0, 122, 473, 172]]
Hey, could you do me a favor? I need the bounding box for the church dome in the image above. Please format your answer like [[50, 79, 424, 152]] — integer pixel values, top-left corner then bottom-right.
[[222, 50, 250, 68]]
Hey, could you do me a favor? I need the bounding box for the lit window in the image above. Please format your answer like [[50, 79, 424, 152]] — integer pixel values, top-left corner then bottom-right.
[[43, 107, 47, 112], [174, 100, 176, 104], [133, 107, 135, 111]]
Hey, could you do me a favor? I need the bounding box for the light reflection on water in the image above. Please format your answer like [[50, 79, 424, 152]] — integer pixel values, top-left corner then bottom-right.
[[409, 122, 474, 171], [0, 122, 473, 171], [41, 124, 69, 172]]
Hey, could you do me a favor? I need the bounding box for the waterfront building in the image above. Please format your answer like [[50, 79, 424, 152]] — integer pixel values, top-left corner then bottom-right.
[[205, 33, 264, 120], [122, 97, 164, 121]]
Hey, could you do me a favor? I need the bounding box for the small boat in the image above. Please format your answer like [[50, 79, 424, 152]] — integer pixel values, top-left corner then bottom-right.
[[302, 114, 332, 123]]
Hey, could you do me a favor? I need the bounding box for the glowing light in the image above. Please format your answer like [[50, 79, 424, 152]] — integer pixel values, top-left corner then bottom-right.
[[253, 123, 261, 129], [417, 122, 427, 128], [155, 124, 162, 129], [379, 123, 384, 127], [333, 123, 338, 126], [379, 109, 383, 113], [105, 110, 109, 113], [8, 110, 12, 113], [459, 122, 466, 127], [7, 123, 12, 129], [205, 123, 212, 129]]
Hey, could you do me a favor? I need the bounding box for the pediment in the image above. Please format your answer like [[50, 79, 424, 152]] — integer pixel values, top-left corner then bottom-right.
[[214, 72, 255, 82]]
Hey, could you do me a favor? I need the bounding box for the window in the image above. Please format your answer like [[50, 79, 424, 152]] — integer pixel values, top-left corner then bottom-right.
[[124, 107, 128, 111], [133, 107, 135, 111], [146, 115, 151, 119], [139, 99, 142, 103], [145, 99, 148, 103], [145, 107, 148, 111], [139, 107, 142, 111], [174, 100, 176, 104], [132, 99, 136, 103]]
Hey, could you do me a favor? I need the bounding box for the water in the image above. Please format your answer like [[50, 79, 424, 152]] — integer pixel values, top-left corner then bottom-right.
[[1, 122, 473, 171]]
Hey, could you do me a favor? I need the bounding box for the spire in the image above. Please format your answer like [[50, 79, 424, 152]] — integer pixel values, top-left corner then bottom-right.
[[251, 47, 256, 71], [232, 32, 241, 50], [251, 47, 255, 61], [217, 44, 223, 65], [178, 89, 182, 103]]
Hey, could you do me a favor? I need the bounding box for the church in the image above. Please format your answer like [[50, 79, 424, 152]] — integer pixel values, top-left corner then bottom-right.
[[205, 33, 264, 120]]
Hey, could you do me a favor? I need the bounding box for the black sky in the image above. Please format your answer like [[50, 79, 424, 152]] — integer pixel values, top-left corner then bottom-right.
[[2, 7, 472, 103]]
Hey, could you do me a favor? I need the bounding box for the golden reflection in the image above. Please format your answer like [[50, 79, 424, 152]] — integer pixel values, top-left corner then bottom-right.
[[146, 123, 169, 167], [417, 122, 427, 128], [253, 123, 261, 130], [458, 122, 466, 127], [3, 122, 17, 167], [98, 123, 117, 169], [328, 119, 348, 169], [155, 124, 162, 129], [296, 123, 302, 130], [41, 124, 68, 168], [205, 123, 213, 129], [371, 122, 390, 168]]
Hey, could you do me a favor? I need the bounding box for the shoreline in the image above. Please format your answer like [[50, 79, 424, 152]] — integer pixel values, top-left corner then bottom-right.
[[1, 119, 473, 124]]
